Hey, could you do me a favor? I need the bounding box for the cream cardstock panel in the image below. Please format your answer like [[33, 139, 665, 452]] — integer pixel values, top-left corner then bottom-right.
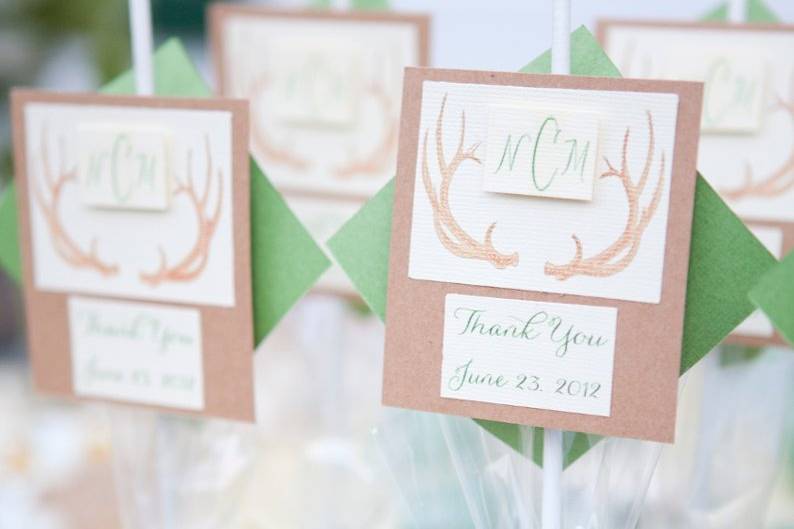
[[24, 103, 235, 307], [76, 123, 173, 211], [441, 294, 617, 417], [603, 25, 794, 224], [220, 14, 421, 198], [69, 296, 204, 409], [409, 81, 679, 304], [483, 105, 600, 201]]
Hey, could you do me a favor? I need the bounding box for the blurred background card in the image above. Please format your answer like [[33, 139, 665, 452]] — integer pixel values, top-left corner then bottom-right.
[[10, 91, 255, 421], [209, 5, 429, 293], [598, 20, 794, 347]]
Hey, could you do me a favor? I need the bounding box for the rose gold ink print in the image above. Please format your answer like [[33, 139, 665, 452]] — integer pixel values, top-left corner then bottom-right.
[[249, 75, 310, 172], [421, 94, 519, 269], [140, 135, 222, 286], [545, 111, 665, 280], [333, 81, 399, 179], [721, 76, 794, 201], [34, 126, 119, 277]]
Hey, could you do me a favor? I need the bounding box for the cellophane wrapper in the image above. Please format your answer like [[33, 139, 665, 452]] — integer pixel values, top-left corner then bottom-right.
[[637, 346, 794, 528]]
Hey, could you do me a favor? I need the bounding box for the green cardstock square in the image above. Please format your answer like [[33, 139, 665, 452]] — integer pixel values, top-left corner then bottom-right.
[[328, 25, 777, 466], [0, 184, 21, 284], [0, 38, 330, 345], [702, 0, 779, 22]]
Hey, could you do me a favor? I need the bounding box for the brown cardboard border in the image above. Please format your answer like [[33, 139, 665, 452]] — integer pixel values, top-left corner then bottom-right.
[[10, 89, 255, 422], [383, 68, 704, 443], [597, 19, 794, 348]]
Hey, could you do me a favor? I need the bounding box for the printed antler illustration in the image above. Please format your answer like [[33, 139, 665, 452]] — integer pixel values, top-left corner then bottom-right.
[[140, 135, 222, 286], [249, 75, 310, 171], [545, 111, 665, 280], [333, 82, 399, 179], [33, 127, 119, 277], [422, 94, 518, 269], [721, 77, 794, 201]]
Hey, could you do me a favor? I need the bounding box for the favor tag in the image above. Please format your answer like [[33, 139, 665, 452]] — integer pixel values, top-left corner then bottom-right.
[[484, 105, 599, 200], [599, 20, 794, 347], [210, 6, 429, 294], [77, 123, 172, 211], [384, 68, 703, 442], [11, 90, 255, 421]]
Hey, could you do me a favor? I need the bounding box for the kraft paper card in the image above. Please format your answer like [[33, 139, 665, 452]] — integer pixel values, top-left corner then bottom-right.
[[328, 26, 776, 462], [382, 67, 703, 442], [0, 38, 330, 346], [598, 20, 794, 347], [209, 5, 429, 293], [11, 90, 255, 421]]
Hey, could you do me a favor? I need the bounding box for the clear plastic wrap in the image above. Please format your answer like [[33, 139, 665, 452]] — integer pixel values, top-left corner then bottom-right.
[[374, 348, 793, 529], [639, 346, 794, 529], [230, 294, 399, 529], [103, 296, 794, 529], [375, 408, 665, 529], [109, 409, 258, 529]]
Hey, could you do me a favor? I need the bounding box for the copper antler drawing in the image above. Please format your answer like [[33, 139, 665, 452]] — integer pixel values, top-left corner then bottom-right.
[[421, 94, 518, 269], [333, 82, 399, 179], [33, 127, 119, 277], [545, 111, 665, 280], [140, 135, 222, 286], [720, 79, 794, 201], [249, 75, 310, 171]]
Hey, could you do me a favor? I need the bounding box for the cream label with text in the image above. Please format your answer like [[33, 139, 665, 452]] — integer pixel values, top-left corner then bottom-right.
[[441, 294, 616, 416], [69, 296, 204, 409], [78, 123, 172, 210], [270, 37, 363, 127], [484, 105, 599, 200], [667, 48, 767, 133]]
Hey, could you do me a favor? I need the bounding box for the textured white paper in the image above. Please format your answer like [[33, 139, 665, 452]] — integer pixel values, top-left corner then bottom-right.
[[734, 225, 783, 338], [25, 103, 235, 307], [77, 123, 173, 211], [409, 81, 679, 304], [604, 25, 794, 224], [441, 293, 616, 416], [484, 105, 599, 200], [69, 296, 204, 410]]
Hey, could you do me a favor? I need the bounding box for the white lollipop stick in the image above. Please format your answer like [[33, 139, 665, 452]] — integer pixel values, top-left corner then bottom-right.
[[551, 0, 571, 76], [542, 428, 563, 529], [128, 0, 154, 95], [332, 0, 352, 10], [542, 5, 570, 529], [728, 0, 748, 23]]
